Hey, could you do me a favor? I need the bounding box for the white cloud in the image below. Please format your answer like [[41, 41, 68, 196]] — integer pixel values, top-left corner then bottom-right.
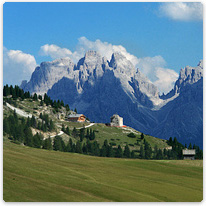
[[154, 67, 179, 94], [136, 56, 179, 94], [135, 56, 166, 82], [3, 47, 37, 86], [39, 37, 139, 67], [76, 37, 139, 67], [39, 44, 74, 60], [39, 37, 179, 94], [158, 2, 203, 21]]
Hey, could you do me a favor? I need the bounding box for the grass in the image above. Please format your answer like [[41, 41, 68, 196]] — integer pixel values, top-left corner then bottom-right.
[[83, 123, 169, 151], [3, 139, 203, 202]]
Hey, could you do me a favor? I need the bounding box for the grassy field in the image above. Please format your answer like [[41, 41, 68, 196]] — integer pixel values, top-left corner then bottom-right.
[[3, 139, 203, 202], [89, 123, 169, 149]]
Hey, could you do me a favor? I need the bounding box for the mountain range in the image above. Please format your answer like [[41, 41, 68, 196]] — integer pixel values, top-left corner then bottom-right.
[[20, 51, 203, 148]]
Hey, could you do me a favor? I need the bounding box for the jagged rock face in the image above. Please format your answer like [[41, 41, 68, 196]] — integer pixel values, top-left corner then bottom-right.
[[174, 60, 203, 93], [161, 60, 203, 100], [21, 52, 203, 148], [21, 57, 75, 95]]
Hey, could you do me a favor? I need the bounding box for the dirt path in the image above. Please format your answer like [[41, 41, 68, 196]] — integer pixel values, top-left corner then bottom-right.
[[50, 131, 64, 138], [76, 123, 95, 129]]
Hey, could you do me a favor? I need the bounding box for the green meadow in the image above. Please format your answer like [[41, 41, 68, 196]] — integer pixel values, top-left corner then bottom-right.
[[3, 139, 203, 202]]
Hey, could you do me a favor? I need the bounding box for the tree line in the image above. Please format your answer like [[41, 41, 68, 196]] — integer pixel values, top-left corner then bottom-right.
[[3, 84, 70, 112]]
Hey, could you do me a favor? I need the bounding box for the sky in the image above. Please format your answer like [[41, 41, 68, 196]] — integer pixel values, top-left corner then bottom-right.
[[3, 2, 203, 94]]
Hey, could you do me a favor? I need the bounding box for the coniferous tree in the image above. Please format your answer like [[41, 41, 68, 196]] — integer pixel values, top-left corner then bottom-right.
[[72, 127, 77, 138], [156, 149, 163, 159], [80, 128, 85, 142], [163, 148, 167, 159], [107, 145, 114, 157], [33, 133, 43, 148], [66, 127, 70, 136], [43, 137, 53, 150], [75, 141, 82, 153], [131, 151, 135, 158], [24, 127, 33, 147], [33, 93, 38, 101], [62, 124, 65, 132], [65, 104, 70, 111], [140, 145, 145, 159], [53, 136, 65, 151], [144, 141, 152, 159], [154, 145, 158, 159], [116, 145, 123, 158], [123, 145, 131, 158], [86, 129, 90, 139], [82, 143, 88, 154], [100, 144, 107, 157]]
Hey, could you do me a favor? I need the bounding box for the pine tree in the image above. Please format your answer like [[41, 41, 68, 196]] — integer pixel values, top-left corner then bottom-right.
[[24, 127, 33, 147], [123, 145, 131, 158], [62, 124, 65, 132], [65, 104, 70, 111], [66, 127, 70, 135], [43, 137, 53, 150], [157, 149, 163, 159], [53, 136, 65, 151], [154, 145, 158, 159], [107, 145, 114, 157], [75, 141, 82, 153], [82, 143, 88, 154], [116, 145, 123, 158], [140, 145, 145, 159], [72, 127, 77, 138], [144, 141, 152, 159], [131, 151, 135, 158], [33, 93, 38, 101]]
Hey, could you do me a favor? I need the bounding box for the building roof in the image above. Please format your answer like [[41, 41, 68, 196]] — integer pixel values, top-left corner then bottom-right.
[[182, 149, 196, 155], [111, 114, 122, 119], [68, 114, 85, 118]]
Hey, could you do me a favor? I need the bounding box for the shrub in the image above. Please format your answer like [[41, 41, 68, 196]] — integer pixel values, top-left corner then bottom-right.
[[127, 133, 136, 138], [109, 142, 116, 146]]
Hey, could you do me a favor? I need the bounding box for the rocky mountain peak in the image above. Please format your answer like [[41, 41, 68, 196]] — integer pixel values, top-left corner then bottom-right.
[[197, 59, 203, 68], [109, 52, 136, 76], [175, 60, 203, 93]]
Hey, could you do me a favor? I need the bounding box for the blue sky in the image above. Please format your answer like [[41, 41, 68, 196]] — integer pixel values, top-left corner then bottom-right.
[[3, 2, 203, 93]]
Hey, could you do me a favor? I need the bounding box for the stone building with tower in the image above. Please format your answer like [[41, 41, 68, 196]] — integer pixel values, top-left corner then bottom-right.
[[110, 114, 123, 127]]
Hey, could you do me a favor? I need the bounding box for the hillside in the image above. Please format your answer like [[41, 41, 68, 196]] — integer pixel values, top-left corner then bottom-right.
[[3, 95, 170, 154], [3, 138, 203, 202]]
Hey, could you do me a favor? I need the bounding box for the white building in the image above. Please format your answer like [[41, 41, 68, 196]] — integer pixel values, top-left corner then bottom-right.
[[110, 114, 123, 127]]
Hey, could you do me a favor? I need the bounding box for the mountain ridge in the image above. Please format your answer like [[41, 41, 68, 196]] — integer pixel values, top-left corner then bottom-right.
[[20, 51, 203, 147]]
